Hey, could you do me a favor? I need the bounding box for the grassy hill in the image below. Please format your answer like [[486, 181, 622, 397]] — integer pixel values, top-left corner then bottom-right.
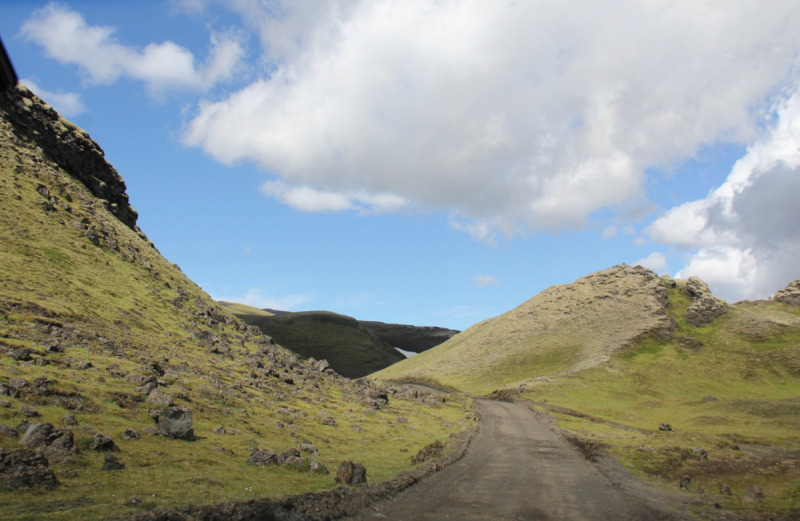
[[232, 310, 406, 378], [358, 321, 459, 353], [0, 84, 471, 520], [374, 265, 800, 515], [218, 301, 275, 319]]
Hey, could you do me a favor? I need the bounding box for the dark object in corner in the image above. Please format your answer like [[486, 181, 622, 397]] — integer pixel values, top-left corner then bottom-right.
[[0, 36, 18, 91]]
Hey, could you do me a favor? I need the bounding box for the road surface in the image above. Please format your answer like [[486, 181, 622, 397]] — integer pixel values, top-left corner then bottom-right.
[[347, 399, 674, 521]]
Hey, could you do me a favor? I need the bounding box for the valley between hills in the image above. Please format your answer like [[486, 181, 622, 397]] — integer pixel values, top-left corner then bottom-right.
[[1, 84, 800, 520]]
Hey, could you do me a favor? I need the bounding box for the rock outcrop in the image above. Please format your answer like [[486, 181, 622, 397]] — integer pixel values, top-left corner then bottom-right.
[[0, 448, 58, 490], [0, 85, 139, 230], [774, 280, 800, 306], [683, 276, 727, 327]]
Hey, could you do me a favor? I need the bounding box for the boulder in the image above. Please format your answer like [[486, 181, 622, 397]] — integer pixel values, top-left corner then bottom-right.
[[0, 425, 18, 438], [8, 377, 28, 389], [658, 423, 672, 431], [335, 461, 367, 486], [0, 384, 19, 399], [101, 454, 124, 471], [246, 449, 277, 466], [153, 406, 194, 440], [20, 405, 40, 418], [745, 484, 764, 503], [0, 448, 58, 490], [60, 414, 77, 426], [693, 448, 708, 459], [146, 389, 174, 406], [300, 442, 318, 455], [278, 448, 301, 465], [20, 423, 59, 448], [142, 426, 158, 436], [9, 348, 33, 361], [0, 400, 10, 408], [121, 429, 140, 441], [88, 434, 119, 452], [720, 483, 732, 496], [412, 440, 444, 464], [680, 476, 691, 489], [135, 381, 158, 396]]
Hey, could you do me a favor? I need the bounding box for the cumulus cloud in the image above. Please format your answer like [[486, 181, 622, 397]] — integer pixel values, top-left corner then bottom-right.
[[647, 87, 800, 301], [634, 252, 667, 272], [21, 3, 244, 95], [20, 79, 85, 117], [602, 226, 618, 239], [182, 0, 800, 239], [473, 274, 499, 287], [260, 180, 406, 214]]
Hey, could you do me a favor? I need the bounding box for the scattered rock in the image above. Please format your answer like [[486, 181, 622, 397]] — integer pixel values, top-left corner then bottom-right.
[[135, 381, 158, 396], [680, 476, 691, 489], [9, 348, 34, 361], [412, 440, 444, 464], [679, 336, 703, 353], [127, 496, 142, 506], [0, 400, 10, 408], [121, 429, 140, 441], [637, 446, 655, 453], [300, 442, 318, 455], [146, 389, 174, 406], [20, 423, 58, 448], [774, 279, 800, 306], [101, 454, 124, 471], [15, 420, 30, 434], [278, 448, 301, 465], [693, 448, 708, 459], [702, 396, 718, 402], [212, 426, 226, 435], [20, 405, 40, 418], [658, 423, 672, 431], [0, 448, 59, 490], [720, 483, 732, 496], [88, 434, 119, 452], [246, 449, 277, 466], [0, 384, 18, 399], [59, 468, 78, 478], [0, 425, 18, 438], [396, 416, 408, 424], [335, 461, 367, 486], [76, 361, 93, 370], [60, 414, 78, 426], [8, 377, 28, 389], [745, 484, 764, 503]]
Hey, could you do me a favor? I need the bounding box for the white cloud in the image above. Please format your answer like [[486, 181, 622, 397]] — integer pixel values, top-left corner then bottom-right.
[[212, 288, 309, 311], [602, 225, 618, 238], [647, 86, 800, 300], [243, 246, 251, 255], [182, 0, 800, 239], [622, 225, 636, 236], [633, 237, 647, 246], [20, 79, 86, 117], [473, 274, 499, 287], [260, 180, 406, 214], [21, 3, 244, 96], [633, 252, 667, 272]]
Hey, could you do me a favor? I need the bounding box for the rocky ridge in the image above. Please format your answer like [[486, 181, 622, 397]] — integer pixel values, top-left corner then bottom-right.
[[774, 279, 800, 306], [358, 321, 460, 353]]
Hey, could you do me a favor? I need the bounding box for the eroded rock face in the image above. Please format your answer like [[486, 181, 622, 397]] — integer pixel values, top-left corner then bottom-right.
[[334, 461, 367, 486], [774, 280, 800, 306], [0, 448, 58, 490], [684, 276, 727, 327], [151, 406, 194, 440], [0, 85, 138, 229]]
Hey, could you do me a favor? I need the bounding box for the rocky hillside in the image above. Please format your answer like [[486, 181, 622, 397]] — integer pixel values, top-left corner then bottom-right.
[[229, 309, 405, 379], [358, 321, 459, 353], [0, 84, 471, 520], [374, 264, 732, 393]]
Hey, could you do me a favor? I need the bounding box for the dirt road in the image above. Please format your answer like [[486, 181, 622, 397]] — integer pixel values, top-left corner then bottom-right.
[[347, 399, 675, 521]]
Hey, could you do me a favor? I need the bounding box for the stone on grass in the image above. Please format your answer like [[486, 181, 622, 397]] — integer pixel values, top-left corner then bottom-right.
[[246, 449, 277, 466], [680, 476, 691, 490], [0, 400, 10, 408], [0, 384, 19, 399], [9, 348, 33, 361], [0, 425, 18, 438], [720, 483, 732, 495], [278, 448, 300, 465], [702, 395, 718, 402], [300, 442, 318, 455], [0, 448, 58, 490], [658, 423, 672, 431], [8, 378, 28, 389], [412, 440, 444, 464], [146, 389, 173, 406], [637, 446, 655, 453], [60, 414, 77, 426], [20, 423, 58, 448], [20, 405, 40, 418], [335, 461, 367, 486], [88, 434, 119, 452], [745, 484, 764, 503], [101, 454, 124, 471], [59, 468, 78, 478], [121, 429, 140, 441], [152, 406, 194, 440], [142, 426, 158, 436], [135, 381, 158, 396], [693, 448, 708, 459]]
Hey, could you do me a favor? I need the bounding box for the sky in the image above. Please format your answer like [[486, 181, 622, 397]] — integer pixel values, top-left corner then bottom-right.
[[2, 0, 799, 331]]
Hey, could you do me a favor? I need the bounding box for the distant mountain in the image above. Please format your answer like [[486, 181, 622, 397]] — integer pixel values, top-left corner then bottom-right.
[[228, 309, 405, 378], [358, 321, 459, 353]]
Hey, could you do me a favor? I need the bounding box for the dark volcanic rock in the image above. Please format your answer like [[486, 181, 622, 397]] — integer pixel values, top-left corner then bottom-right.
[[335, 461, 367, 486], [101, 454, 125, 471], [247, 449, 277, 466], [412, 440, 444, 464], [151, 406, 194, 440], [20, 423, 58, 448], [745, 484, 764, 503], [88, 434, 119, 452], [0, 448, 58, 490]]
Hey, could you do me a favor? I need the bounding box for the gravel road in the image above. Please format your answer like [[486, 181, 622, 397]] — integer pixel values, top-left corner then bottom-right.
[[346, 399, 676, 521]]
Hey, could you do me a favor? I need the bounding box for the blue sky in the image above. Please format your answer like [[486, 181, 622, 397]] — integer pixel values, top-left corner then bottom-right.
[[2, 0, 799, 331]]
